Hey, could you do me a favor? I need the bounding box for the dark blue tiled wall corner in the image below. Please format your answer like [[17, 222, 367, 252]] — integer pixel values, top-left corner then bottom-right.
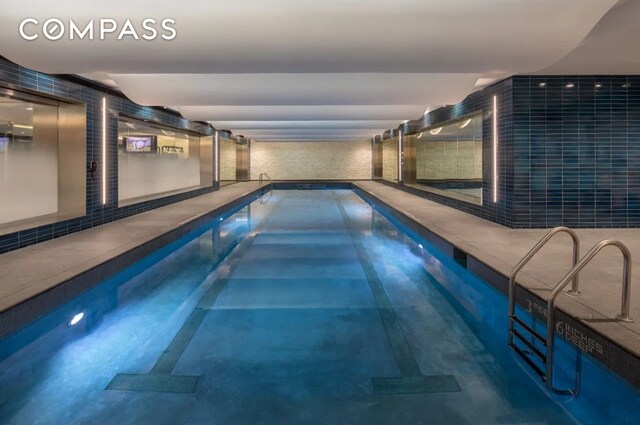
[[0, 57, 218, 254], [512, 75, 640, 228], [399, 74, 639, 229]]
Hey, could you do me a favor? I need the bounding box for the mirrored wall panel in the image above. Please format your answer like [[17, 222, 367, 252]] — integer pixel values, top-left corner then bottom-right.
[[411, 114, 483, 204], [0, 92, 85, 235], [219, 137, 237, 187], [381, 136, 398, 183], [118, 116, 207, 205]]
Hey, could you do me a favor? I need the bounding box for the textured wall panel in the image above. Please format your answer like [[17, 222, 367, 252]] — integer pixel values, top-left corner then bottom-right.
[[250, 140, 372, 180]]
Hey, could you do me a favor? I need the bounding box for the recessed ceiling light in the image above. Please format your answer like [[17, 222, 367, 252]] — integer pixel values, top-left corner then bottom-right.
[[430, 127, 442, 135], [460, 119, 472, 129], [538, 82, 546, 88], [565, 83, 575, 88]]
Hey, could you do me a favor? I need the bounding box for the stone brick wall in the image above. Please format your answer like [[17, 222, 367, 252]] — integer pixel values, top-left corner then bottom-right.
[[416, 140, 482, 180], [220, 138, 237, 181], [381, 138, 398, 182], [250, 140, 372, 180]]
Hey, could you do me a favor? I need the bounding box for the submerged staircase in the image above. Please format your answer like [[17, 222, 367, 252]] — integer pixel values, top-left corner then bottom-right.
[[507, 227, 633, 395]]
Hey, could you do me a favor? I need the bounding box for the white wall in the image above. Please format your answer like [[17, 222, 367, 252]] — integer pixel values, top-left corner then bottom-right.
[[250, 140, 371, 180]]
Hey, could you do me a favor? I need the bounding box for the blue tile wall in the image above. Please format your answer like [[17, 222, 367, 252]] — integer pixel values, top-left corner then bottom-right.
[[398, 75, 640, 229], [512, 75, 640, 228], [0, 57, 220, 254]]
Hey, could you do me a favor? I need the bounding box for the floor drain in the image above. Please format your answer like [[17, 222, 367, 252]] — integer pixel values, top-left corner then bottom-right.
[[371, 375, 461, 395], [106, 373, 200, 393]]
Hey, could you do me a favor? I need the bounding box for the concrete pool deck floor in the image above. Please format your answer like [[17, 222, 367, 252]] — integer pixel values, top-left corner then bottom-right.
[[0, 182, 267, 331], [353, 181, 640, 360]]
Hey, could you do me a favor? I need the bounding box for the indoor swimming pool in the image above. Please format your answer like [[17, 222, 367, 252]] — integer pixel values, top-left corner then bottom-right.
[[0, 190, 638, 424]]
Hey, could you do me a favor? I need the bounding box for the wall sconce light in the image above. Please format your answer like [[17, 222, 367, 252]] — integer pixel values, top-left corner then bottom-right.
[[493, 95, 498, 204], [398, 131, 403, 183], [102, 97, 107, 205], [214, 131, 219, 182]]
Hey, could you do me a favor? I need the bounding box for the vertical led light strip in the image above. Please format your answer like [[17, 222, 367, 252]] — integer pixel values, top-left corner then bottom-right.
[[101, 97, 107, 205], [214, 131, 219, 182], [492, 95, 498, 203], [398, 131, 403, 183]]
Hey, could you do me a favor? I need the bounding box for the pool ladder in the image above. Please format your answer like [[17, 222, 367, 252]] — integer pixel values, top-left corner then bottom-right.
[[259, 172, 272, 186], [508, 227, 633, 395], [258, 173, 273, 205]]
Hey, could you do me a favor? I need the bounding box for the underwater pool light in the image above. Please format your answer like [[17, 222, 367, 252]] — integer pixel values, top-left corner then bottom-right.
[[68, 312, 85, 326]]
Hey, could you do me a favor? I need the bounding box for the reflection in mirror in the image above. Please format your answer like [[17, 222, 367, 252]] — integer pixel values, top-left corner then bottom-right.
[[118, 116, 203, 205], [411, 114, 482, 205], [381, 136, 398, 183], [219, 137, 237, 187], [0, 94, 86, 235]]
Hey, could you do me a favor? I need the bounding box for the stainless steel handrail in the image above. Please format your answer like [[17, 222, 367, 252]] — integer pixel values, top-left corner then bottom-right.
[[546, 239, 633, 392], [508, 227, 581, 346], [259, 172, 272, 186]]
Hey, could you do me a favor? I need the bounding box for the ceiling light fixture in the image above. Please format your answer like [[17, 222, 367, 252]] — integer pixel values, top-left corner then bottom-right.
[[417, 132, 424, 139], [460, 119, 472, 129], [430, 127, 442, 135]]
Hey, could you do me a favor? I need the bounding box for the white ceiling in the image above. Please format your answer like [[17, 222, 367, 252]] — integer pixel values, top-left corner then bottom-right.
[[0, 0, 633, 141]]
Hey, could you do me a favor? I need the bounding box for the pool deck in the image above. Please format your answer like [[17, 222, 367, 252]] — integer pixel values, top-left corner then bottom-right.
[[353, 181, 640, 360], [0, 182, 267, 333]]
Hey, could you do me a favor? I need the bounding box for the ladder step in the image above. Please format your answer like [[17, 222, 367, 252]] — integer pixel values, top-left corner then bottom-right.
[[511, 315, 546, 345], [511, 343, 546, 380], [510, 328, 546, 362]]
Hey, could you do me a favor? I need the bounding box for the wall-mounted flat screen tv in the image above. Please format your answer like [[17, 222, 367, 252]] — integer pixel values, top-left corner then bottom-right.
[[123, 135, 157, 153]]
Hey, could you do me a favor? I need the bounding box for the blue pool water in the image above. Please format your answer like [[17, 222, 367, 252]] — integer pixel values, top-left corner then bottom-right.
[[0, 190, 638, 424]]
